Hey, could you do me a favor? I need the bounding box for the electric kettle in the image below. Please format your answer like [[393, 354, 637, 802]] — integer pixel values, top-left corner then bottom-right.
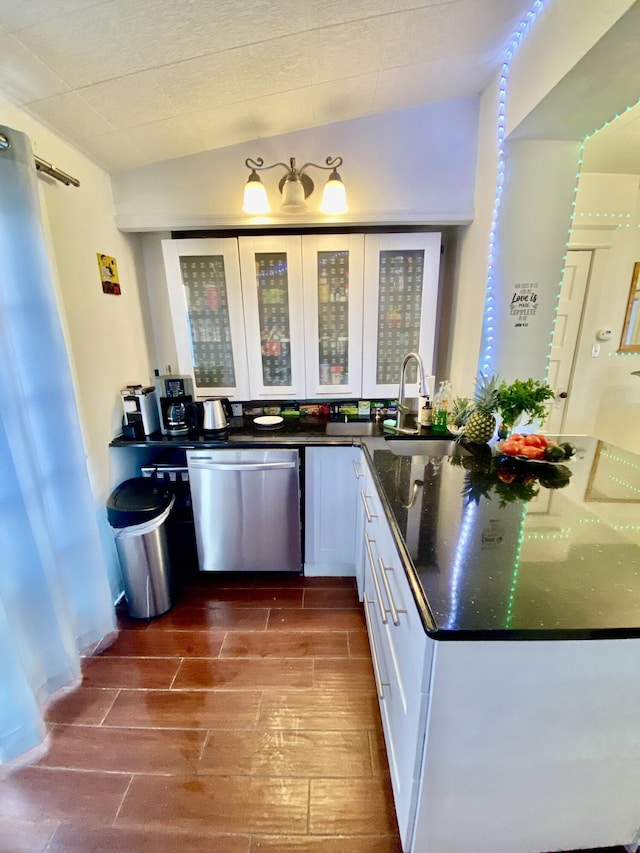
[[202, 398, 232, 433]]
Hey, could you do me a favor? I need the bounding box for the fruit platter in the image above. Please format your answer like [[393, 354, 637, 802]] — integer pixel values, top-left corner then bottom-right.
[[450, 436, 574, 507], [496, 433, 576, 463]]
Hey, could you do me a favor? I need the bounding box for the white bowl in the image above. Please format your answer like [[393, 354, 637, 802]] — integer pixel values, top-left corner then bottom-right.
[[254, 415, 284, 428]]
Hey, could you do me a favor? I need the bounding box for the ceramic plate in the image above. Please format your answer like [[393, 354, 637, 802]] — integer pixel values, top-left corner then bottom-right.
[[254, 415, 284, 428], [495, 451, 570, 469]]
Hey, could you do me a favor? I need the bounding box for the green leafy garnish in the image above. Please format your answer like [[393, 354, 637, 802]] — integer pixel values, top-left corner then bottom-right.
[[497, 378, 555, 429]]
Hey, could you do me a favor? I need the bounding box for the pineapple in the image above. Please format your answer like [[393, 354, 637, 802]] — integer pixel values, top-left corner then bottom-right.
[[462, 373, 500, 444], [449, 397, 473, 430], [461, 470, 494, 505]]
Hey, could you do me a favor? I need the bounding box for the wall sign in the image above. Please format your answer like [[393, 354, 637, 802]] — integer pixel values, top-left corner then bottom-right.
[[510, 281, 538, 328]]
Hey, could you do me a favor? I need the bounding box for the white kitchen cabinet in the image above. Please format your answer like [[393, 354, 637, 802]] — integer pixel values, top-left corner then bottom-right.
[[162, 238, 251, 400], [301, 234, 364, 398], [238, 236, 307, 399], [304, 446, 359, 576], [362, 233, 441, 399], [359, 452, 434, 853], [163, 232, 442, 403]]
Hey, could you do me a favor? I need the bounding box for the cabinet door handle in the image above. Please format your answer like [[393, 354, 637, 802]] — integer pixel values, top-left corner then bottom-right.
[[378, 557, 405, 627], [364, 532, 387, 625], [360, 492, 376, 523], [364, 597, 389, 701], [352, 460, 364, 479]]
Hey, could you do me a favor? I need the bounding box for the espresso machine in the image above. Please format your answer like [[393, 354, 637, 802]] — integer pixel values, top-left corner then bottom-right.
[[121, 385, 160, 438], [154, 374, 196, 435]]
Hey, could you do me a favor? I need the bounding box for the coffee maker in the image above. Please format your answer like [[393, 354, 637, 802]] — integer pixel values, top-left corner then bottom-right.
[[154, 374, 196, 436]]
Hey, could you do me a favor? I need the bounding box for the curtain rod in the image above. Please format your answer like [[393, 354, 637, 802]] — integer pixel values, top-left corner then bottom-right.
[[0, 132, 80, 187]]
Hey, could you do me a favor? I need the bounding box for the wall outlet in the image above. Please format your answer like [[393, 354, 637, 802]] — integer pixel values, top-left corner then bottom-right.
[[591, 344, 600, 357], [231, 402, 243, 416]]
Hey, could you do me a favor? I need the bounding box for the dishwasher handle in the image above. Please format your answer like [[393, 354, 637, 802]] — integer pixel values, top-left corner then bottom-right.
[[188, 459, 297, 472]]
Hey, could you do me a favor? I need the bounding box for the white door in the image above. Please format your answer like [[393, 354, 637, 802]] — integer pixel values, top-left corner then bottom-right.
[[545, 251, 592, 435], [362, 233, 441, 400], [162, 238, 250, 400], [238, 236, 306, 399], [302, 234, 364, 398]]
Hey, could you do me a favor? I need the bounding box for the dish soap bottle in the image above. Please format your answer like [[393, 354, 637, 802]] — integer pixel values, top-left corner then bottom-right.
[[419, 395, 433, 428], [432, 381, 449, 433]]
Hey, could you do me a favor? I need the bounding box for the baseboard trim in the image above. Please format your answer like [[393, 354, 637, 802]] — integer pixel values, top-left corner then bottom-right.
[[304, 563, 356, 577]]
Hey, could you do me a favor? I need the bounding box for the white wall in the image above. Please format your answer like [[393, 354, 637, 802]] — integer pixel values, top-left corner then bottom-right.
[[111, 98, 479, 231], [488, 138, 580, 383], [505, 0, 636, 138], [447, 77, 501, 399], [449, 0, 639, 404], [0, 95, 154, 594], [564, 173, 640, 453]]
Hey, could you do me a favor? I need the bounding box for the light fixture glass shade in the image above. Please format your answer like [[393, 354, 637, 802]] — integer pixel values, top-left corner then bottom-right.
[[320, 173, 348, 214], [280, 175, 307, 212], [242, 173, 270, 214]]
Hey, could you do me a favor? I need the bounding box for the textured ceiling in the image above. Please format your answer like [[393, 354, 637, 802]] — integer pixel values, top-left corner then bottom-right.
[[0, 0, 539, 173]]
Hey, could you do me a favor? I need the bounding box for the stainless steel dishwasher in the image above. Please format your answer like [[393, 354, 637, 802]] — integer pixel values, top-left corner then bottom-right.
[[186, 448, 301, 572]]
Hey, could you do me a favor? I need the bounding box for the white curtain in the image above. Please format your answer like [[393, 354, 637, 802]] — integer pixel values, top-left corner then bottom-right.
[[0, 126, 115, 763]]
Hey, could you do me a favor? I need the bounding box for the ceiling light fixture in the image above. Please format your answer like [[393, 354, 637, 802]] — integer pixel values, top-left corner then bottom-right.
[[242, 156, 347, 215]]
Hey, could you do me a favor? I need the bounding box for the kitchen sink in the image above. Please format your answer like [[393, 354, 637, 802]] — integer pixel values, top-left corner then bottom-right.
[[385, 438, 469, 457], [325, 421, 380, 436]]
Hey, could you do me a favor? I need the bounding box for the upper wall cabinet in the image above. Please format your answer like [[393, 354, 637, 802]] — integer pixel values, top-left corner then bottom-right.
[[162, 232, 441, 401], [162, 238, 250, 400], [302, 234, 364, 399], [362, 233, 441, 399], [238, 236, 307, 399]]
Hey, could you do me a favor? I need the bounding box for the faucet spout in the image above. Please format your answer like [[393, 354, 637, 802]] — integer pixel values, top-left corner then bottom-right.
[[397, 352, 427, 432]]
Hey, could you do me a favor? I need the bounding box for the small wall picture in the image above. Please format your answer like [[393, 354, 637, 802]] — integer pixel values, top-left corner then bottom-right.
[[97, 253, 121, 295]]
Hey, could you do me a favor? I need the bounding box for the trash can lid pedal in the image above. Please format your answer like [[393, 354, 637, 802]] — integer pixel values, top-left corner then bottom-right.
[[107, 477, 173, 528]]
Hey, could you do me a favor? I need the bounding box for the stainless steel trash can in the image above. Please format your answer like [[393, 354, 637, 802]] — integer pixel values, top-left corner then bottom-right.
[[107, 478, 175, 618]]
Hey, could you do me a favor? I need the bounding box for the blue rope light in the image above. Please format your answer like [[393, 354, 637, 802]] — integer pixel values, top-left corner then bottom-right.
[[480, 0, 546, 376]]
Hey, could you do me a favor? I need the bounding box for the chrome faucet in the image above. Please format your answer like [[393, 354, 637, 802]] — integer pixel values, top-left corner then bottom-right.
[[394, 351, 427, 434]]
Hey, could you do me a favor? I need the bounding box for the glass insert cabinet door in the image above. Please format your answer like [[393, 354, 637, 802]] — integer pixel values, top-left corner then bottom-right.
[[362, 233, 442, 399], [238, 236, 306, 399], [302, 235, 364, 398], [162, 238, 250, 400]]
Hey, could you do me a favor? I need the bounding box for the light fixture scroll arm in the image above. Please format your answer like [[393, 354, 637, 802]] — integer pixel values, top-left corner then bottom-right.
[[245, 157, 291, 175], [297, 155, 343, 176]]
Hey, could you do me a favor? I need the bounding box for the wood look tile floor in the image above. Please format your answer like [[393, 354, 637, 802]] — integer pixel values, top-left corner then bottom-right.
[[0, 573, 629, 853], [0, 575, 402, 853]]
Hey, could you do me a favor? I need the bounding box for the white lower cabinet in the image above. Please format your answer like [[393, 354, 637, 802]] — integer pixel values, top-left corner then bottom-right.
[[304, 446, 359, 576], [359, 454, 434, 853]]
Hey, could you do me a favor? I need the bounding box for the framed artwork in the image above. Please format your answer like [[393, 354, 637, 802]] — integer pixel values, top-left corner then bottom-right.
[[97, 253, 121, 295], [619, 261, 640, 352]]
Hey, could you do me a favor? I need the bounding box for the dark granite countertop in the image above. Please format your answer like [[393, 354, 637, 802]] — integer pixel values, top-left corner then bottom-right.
[[110, 416, 374, 448], [362, 435, 640, 641]]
